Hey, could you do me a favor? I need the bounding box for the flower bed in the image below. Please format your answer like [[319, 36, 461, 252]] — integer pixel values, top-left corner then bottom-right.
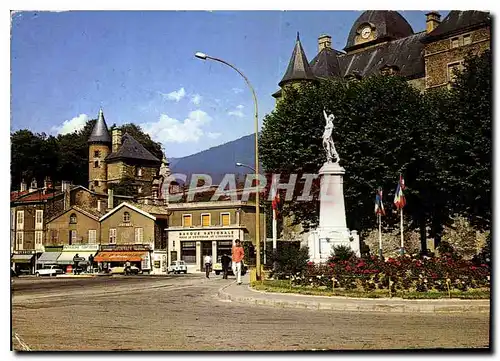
[[285, 254, 490, 294]]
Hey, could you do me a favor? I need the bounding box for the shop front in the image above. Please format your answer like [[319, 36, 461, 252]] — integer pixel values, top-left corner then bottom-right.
[[94, 244, 152, 273], [36, 246, 63, 267], [167, 228, 244, 273], [11, 250, 36, 275], [56, 244, 99, 273]]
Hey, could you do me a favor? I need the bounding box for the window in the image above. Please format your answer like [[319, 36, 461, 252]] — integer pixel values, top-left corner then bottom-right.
[[94, 180, 99, 187], [69, 230, 77, 245], [16, 232, 23, 250], [181, 241, 196, 264], [451, 37, 460, 48], [172, 240, 176, 248], [35, 231, 43, 245], [88, 230, 97, 244], [136, 167, 143, 177], [221, 213, 230, 226], [35, 210, 43, 229], [183, 214, 192, 227], [69, 213, 77, 224], [448, 61, 464, 83], [201, 214, 211, 227], [17, 210, 24, 230], [123, 211, 130, 223], [94, 160, 99, 168], [109, 228, 117, 244], [463, 34, 471, 45], [135, 227, 144, 243], [94, 150, 101, 158], [50, 230, 58, 244]]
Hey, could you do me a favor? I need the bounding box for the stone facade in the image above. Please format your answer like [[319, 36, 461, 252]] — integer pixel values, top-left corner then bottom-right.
[[424, 26, 491, 89], [88, 144, 110, 194], [46, 207, 100, 246]]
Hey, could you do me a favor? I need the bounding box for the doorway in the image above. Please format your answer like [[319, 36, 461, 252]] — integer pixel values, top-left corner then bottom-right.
[[200, 241, 212, 271]]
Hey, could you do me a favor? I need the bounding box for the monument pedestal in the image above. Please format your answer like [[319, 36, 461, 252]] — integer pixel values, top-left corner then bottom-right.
[[307, 162, 360, 263]]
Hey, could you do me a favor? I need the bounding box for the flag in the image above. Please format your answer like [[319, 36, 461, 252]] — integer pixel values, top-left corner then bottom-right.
[[271, 186, 280, 219], [393, 174, 406, 209], [374, 188, 385, 215]]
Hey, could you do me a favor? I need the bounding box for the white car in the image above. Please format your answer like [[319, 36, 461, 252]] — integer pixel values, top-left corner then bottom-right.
[[168, 260, 187, 274], [35, 265, 64, 277]]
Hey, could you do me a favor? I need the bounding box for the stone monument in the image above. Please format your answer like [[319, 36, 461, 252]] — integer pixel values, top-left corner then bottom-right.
[[307, 110, 360, 262]]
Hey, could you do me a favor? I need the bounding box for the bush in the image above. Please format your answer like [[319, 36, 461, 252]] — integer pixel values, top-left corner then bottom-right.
[[270, 244, 309, 279], [329, 244, 355, 261]]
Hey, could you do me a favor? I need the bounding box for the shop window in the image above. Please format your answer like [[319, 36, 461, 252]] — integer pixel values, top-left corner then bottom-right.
[[201, 214, 211, 227], [135, 227, 144, 243], [181, 241, 196, 264], [183, 214, 192, 227], [109, 228, 117, 244], [217, 240, 233, 261], [88, 230, 97, 244], [221, 213, 230, 226], [123, 212, 130, 223], [69, 213, 77, 224]]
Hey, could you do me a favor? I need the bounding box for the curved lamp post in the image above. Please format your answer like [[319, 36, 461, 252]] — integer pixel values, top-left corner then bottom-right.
[[195, 52, 262, 280]]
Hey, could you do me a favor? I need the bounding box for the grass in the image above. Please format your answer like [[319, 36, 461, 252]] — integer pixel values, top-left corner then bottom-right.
[[252, 280, 490, 299]]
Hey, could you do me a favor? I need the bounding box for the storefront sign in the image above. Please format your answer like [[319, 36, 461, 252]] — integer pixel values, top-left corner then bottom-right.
[[63, 244, 99, 252], [100, 244, 152, 252], [176, 229, 237, 240]]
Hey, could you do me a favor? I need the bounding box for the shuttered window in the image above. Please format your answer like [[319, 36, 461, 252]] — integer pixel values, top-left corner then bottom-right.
[[221, 213, 230, 226], [135, 227, 144, 243], [88, 230, 97, 244], [183, 215, 192, 227], [109, 228, 117, 244], [201, 214, 211, 227]]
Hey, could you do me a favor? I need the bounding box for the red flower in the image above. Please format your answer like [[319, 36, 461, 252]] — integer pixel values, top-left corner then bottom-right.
[[357, 261, 365, 268]]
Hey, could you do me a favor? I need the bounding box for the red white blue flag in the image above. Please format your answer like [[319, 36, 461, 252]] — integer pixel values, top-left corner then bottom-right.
[[393, 175, 406, 209], [374, 188, 385, 216], [271, 186, 280, 219]]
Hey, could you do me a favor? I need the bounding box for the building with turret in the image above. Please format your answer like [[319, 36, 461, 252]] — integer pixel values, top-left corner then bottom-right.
[[273, 10, 490, 100], [88, 108, 163, 196]]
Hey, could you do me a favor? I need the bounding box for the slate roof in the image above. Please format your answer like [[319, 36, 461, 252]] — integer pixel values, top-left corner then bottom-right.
[[105, 133, 161, 164], [422, 10, 490, 42], [345, 11, 414, 51], [310, 47, 342, 78], [279, 32, 317, 87], [88, 108, 112, 144], [339, 31, 426, 79]]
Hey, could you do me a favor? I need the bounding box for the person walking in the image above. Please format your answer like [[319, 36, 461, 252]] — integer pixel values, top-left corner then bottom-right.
[[204, 254, 212, 279], [232, 239, 245, 285], [220, 253, 231, 279]]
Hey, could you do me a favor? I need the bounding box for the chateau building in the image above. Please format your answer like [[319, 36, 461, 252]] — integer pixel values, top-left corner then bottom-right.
[[273, 10, 490, 99]]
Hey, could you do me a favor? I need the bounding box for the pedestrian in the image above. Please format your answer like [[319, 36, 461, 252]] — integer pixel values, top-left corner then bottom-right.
[[204, 254, 212, 279], [221, 253, 231, 279], [232, 239, 244, 285], [125, 260, 131, 275]]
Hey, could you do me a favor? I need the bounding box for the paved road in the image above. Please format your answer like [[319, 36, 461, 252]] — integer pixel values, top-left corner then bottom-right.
[[11, 275, 490, 351]]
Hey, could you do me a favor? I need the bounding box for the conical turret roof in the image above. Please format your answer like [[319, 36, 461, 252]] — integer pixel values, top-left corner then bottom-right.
[[88, 108, 112, 144], [278, 32, 317, 87]]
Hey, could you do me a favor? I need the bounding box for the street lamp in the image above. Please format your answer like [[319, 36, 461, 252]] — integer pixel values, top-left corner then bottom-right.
[[196, 52, 262, 280]]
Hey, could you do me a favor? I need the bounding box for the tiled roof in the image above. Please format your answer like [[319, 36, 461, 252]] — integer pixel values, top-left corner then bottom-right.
[[11, 190, 29, 202], [106, 133, 161, 163], [310, 47, 342, 78], [133, 203, 170, 216], [13, 189, 62, 203], [88, 108, 112, 144], [422, 10, 490, 42], [279, 32, 317, 87]]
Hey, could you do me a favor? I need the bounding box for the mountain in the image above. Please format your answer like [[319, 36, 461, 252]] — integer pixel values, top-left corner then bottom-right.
[[169, 134, 261, 185]]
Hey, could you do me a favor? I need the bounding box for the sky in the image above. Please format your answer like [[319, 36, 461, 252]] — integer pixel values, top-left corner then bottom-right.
[[11, 10, 450, 158]]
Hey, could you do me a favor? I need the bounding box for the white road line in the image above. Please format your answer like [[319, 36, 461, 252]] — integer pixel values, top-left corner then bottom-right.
[[14, 332, 31, 351]]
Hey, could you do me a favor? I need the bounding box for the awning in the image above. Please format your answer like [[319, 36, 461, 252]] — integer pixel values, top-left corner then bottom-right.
[[94, 251, 147, 263], [11, 254, 34, 263], [37, 252, 62, 265], [56, 251, 97, 265]]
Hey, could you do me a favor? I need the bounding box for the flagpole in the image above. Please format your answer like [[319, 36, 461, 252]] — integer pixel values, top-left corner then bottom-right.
[[378, 213, 383, 260], [400, 208, 404, 256], [272, 209, 277, 252]]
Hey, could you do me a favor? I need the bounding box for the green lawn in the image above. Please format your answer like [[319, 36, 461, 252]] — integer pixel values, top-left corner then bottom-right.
[[252, 280, 490, 299]]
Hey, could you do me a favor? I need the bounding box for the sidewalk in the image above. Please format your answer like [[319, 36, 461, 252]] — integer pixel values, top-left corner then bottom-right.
[[218, 274, 490, 313]]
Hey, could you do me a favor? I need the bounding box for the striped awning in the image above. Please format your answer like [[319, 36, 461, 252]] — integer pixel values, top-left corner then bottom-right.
[[11, 254, 34, 263], [94, 251, 147, 263], [37, 252, 62, 265]]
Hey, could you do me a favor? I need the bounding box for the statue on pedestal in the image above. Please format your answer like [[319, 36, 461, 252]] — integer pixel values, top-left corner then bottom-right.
[[322, 110, 340, 163]]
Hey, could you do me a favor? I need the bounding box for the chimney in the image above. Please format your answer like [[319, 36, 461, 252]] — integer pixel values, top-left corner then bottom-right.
[[112, 129, 122, 153], [63, 181, 71, 210], [97, 200, 102, 213], [107, 188, 114, 209], [29, 178, 38, 192], [426, 11, 441, 34], [318, 34, 332, 52], [20, 179, 27, 192], [43, 176, 52, 193]]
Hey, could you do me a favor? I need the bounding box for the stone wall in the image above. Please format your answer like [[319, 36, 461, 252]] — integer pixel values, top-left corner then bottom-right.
[[88, 144, 110, 194]]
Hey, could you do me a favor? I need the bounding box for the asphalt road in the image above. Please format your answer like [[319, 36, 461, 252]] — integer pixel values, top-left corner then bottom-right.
[[11, 275, 491, 351]]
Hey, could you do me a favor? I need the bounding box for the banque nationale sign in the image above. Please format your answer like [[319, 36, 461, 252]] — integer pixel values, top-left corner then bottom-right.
[[177, 229, 237, 240]]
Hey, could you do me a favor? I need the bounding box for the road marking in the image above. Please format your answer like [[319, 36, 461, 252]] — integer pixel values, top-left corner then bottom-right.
[[14, 332, 31, 351]]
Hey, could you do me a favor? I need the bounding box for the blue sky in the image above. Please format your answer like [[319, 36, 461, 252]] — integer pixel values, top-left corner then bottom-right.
[[11, 10, 449, 158]]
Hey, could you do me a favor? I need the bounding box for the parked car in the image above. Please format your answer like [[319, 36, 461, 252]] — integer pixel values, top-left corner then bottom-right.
[[109, 266, 141, 275], [35, 265, 64, 277], [168, 260, 187, 274], [213, 258, 247, 276]]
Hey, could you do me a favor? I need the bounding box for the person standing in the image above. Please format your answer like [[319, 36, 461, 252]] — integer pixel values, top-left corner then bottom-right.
[[204, 254, 212, 279], [220, 253, 231, 279], [232, 239, 245, 285]]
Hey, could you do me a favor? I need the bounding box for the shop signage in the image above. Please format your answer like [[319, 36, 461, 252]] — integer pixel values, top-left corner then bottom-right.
[[63, 244, 99, 252], [100, 244, 152, 252], [177, 229, 237, 240]]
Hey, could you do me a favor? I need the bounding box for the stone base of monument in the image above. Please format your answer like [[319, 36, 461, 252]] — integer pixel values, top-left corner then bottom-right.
[[307, 228, 360, 263]]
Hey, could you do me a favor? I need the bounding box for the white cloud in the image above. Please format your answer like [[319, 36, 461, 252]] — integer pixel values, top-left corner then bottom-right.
[[207, 132, 221, 139], [191, 94, 202, 106], [51, 114, 89, 135], [140, 110, 212, 144], [232, 88, 243, 94], [236, 104, 244, 109], [162, 87, 186, 102], [228, 105, 245, 118]]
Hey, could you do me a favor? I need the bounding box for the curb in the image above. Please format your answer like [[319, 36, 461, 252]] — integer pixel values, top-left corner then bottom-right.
[[218, 284, 490, 313]]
